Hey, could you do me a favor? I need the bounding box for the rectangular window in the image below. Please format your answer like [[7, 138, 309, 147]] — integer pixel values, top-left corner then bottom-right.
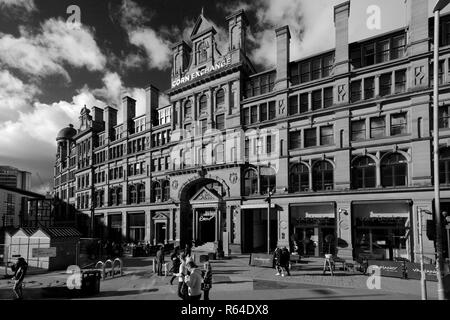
[[201, 119, 207, 135], [391, 35, 405, 59], [266, 135, 272, 154], [320, 126, 334, 145], [290, 64, 300, 85], [377, 39, 390, 63], [261, 75, 270, 94], [379, 73, 392, 96], [391, 113, 407, 135], [300, 93, 309, 113], [364, 43, 375, 66], [370, 116, 386, 138], [351, 120, 366, 141], [300, 62, 310, 83], [260, 103, 268, 121], [364, 77, 375, 99], [289, 95, 299, 115], [243, 108, 250, 125], [312, 58, 321, 80], [253, 77, 260, 96], [269, 101, 276, 120], [312, 90, 322, 110], [251, 106, 258, 123], [244, 139, 249, 158], [323, 87, 333, 108], [351, 80, 362, 102], [216, 114, 225, 130], [439, 105, 450, 129], [322, 54, 333, 77], [304, 128, 317, 148], [395, 69, 407, 93], [289, 131, 301, 150]]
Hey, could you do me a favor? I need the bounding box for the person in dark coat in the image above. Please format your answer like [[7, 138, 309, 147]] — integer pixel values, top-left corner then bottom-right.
[[280, 247, 291, 276], [202, 261, 212, 300], [156, 245, 165, 276], [273, 247, 282, 276], [184, 243, 192, 258], [11, 257, 28, 300], [169, 247, 181, 285]]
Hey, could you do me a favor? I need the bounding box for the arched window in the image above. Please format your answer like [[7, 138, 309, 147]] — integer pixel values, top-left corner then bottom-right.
[[214, 143, 224, 164], [129, 185, 137, 204], [184, 100, 192, 119], [199, 95, 207, 115], [352, 156, 376, 189], [313, 161, 334, 191], [260, 166, 276, 195], [162, 180, 170, 202], [440, 148, 450, 185], [116, 187, 122, 205], [138, 184, 146, 203], [290, 163, 309, 192], [381, 153, 407, 187], [152, 181, 161, 203], [244, 169, 258, 196], [216, 89, 225, 109]]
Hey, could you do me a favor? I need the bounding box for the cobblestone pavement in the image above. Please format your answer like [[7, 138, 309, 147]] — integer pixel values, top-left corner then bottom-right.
[[0, 255, 438, 300]]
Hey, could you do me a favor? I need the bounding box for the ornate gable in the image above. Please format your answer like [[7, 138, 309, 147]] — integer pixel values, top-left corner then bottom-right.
[[190, 187, 220, 204], [190, 12, 216, 40]]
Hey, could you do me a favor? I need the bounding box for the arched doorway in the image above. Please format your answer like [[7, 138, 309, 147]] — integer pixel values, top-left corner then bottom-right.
[[178, 178, 227, 248]]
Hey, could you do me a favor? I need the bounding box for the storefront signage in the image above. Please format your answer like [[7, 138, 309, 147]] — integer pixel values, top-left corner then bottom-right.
[[367, 260, 406, 279], [32, 247, 57, 258], [171, 57, 232, 88], [405, 262, 437, 282], [199, 212, 215, 222], [249, 253, 274, 268]]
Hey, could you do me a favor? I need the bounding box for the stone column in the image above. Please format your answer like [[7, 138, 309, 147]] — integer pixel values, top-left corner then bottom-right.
[[145, 210, 151, 242], [278, 204, 289, 248], [169, 208, 174, 242], [103, 213, 109, 239], [121, 211, 127, 242], [336, 201, 353, 260]]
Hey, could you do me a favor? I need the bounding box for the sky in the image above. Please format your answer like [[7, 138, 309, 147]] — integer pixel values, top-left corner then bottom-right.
[[0, 0, 447, 194]]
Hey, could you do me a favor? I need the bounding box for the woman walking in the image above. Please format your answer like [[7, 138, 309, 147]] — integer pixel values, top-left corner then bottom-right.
[[175, 253, 187, 300], [184, 260, 203, 300], [202, 261, 212, 300]]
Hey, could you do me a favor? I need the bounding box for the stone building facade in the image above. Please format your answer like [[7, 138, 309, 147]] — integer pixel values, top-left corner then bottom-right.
[[54, 0, 450, 262]]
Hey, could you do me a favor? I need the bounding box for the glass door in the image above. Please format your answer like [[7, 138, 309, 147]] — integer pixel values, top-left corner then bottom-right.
[[296, 227, 316, 256]]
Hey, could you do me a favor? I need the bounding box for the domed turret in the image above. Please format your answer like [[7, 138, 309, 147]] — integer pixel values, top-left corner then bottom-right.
[[56, 124, 77, 141]]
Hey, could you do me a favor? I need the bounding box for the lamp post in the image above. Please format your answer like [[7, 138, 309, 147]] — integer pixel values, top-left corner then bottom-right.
[[418, 208, 427, 300], [433, 0, 450, 300], [265, 187, 274, 255]]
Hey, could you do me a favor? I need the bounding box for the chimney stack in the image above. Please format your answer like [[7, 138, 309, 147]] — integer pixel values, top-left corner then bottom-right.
[[145, 85, 160, 128], [104, 106, 117, 142], [410, 0, 429, 55], [226, 9, 249, 63], [274, 25, 291, 90], [122, 96, 136, 135], [334, 1, 350, 75]]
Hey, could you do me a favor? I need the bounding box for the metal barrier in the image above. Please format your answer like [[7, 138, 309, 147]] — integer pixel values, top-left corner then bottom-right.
[[103, 259, 113, 278], [94, 258, 123, 280], [112, 258, 123, 277]]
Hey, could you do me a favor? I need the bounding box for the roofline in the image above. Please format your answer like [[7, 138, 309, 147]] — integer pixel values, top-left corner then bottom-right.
[[0, 185, 45, 198]]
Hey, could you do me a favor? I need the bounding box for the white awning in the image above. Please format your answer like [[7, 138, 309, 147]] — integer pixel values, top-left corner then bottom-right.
[[369, 212, 410, 218], [305, 212, 335, 218], [241, 203, 276, 209]]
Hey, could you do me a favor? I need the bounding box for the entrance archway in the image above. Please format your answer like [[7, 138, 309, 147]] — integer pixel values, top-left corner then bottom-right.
[[178, 178, 228, 248]]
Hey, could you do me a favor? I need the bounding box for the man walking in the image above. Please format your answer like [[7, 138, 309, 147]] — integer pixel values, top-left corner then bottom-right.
[[11, 257, 27, 300], [184, 261, 202, 300], [156, 245, 165, 276]]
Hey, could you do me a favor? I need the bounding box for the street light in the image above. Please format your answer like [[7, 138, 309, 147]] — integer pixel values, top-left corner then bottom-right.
[[433, 0, 450, 300], [265, 187, 274, 255]]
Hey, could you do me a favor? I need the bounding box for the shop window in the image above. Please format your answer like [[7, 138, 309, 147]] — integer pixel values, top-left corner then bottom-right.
[[351, 80, 362, 102], [312, 161, 334, 191], [199, 95, 208, 115], [351, 119, 366, 141], [352, 156, 376, 189], [304, 128, 317, 148], [390, 113, 407, 136], [244, 169, 258, 196], [216, 89, 225, 109], [290, 163, 310, 192], [439, 148, 450, 185], [370, 116, 386, 138], [381, 153, 407, 187]]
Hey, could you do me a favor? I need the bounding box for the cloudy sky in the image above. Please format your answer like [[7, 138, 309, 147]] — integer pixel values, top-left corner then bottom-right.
[[0, 0, 446, 194]]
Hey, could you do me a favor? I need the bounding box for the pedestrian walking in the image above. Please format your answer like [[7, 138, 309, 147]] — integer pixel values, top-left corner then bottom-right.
[[184, 243, 192, 258], [273, 247, 282, 276], [156, 245, 165, 276], [184, 261, 202, 301], [202, 261, 212, 300], [175, 253, 188, 300], [11, 257, 27, 300], [280, 247, 291, 276], [169, 247, 181, 285]]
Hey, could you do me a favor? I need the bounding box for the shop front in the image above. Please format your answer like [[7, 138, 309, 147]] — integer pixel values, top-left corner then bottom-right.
[[289, 203, 336, 257], [108, 214, 122, 242], [151, 211, 169, 245], [352, 200, 412, 261], [240, 204, 277, 253], [127, 212, 145, 243]]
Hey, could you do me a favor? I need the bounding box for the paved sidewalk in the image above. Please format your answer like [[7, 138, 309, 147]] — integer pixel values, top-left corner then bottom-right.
[[0, 255, 438, 300]]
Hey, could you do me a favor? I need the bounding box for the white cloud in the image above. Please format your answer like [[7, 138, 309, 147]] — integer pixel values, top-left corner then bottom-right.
[[0, 0, 36, 12], [0, 70, 40, 122], [0, 18, 106, 81], [128, 28, 172, 70]]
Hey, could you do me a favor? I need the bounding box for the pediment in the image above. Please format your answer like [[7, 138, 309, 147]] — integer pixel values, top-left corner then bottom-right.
[[190, 14, 216, 39], [190, 187, 220, 203]]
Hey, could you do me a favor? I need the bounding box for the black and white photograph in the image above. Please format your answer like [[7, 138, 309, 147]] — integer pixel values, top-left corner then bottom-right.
[[0, 0, 449, 308]]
